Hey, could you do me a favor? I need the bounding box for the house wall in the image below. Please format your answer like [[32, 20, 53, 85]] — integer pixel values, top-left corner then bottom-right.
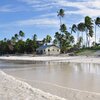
[[45, 46, 60, 55], [36, 46, 60, 55]]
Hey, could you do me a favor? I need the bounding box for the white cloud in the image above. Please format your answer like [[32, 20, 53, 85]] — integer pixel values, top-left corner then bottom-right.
[[0, 18, 59, 28], [19, 0, 56, 11], [39, 13, 57, 18], [1, 0, 100, 30], [0, 5, 13, 12], [16, 18, 59, 26], [19, 0, 100, 17], [19, 0, 40, 5], [1, 0, 100, 17], [65, 8, 100, 17], [0, 5, 28, 12], [56, 0, 100, 17]]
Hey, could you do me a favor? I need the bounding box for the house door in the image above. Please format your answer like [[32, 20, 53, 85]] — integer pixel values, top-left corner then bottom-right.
[[40, 50, 43, 54]]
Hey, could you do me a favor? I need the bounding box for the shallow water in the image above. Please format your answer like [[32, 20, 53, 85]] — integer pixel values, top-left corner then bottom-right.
[[0, 61, 100, 98]]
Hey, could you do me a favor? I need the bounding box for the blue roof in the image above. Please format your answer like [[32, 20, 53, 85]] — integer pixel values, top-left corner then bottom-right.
[[36, 45, 59, 50]]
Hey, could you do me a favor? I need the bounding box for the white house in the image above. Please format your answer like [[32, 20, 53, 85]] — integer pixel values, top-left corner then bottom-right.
[[36, 45, 60, 55]]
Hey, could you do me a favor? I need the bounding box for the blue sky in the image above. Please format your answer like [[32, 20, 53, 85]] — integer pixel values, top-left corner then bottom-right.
[[0, 0, 100, 42]]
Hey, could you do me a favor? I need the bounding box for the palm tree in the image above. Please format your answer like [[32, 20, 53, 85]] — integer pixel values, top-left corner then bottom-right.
[[60, 24, 67, 33], [54, 30, 74, 52], [11, 36, 16, 44], [54, 32, 62, 48], [77, 37, 83, 48], [42, 38, 46, 45], [57, 9, 65, 26], [53, 39, 58, 46], [45, 35, 52, 44], [33, 34, 37, 41], [19, 30, 25, 40], [14, 34, 19, 41], [4, 38, 7, 42], [84, 16, 94, 47], [71, 24, 78, 42], [95, 17, 100, 43], [77, 22, 85, 46], [7, 40, 14, 51]]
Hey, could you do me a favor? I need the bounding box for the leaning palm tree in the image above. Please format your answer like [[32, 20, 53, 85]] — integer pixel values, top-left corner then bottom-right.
[[95, 17, 100, 43], [71, 24, 78, 42], [77, 22, 85, 46], [57, 9, 65, 26], [84, 16, 94, 47]]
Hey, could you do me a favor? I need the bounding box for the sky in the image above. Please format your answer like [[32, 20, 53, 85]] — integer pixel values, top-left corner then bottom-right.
[[0, 0, 100, 42]]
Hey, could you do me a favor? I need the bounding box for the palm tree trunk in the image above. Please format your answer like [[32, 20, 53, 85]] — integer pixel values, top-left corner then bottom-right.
[[95, 24, 96, 44], [82, 32, 84, 47], [88, 36, 90, 47], [77, 31, 79, 42], [87, 34, 89, 47], [59, 17, 62, 26], [59, 41, 62, 53], [86, 30, 88, 47]]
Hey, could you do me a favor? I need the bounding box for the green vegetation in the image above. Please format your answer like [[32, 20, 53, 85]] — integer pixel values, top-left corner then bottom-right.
[[0, 9, 100, 55], [75, 47, 100, 56]]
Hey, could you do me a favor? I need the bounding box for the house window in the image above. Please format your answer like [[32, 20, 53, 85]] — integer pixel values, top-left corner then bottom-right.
[[48, 49, 50, 52], [57, 49, 59, 52]]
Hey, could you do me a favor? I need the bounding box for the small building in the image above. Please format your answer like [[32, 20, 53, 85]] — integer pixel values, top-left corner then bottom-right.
[[36, 45, 60, 55]]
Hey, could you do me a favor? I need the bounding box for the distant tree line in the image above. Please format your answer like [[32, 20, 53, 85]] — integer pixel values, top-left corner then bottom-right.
[[0, 31, 53, 55], [0, 9, 100, 55]]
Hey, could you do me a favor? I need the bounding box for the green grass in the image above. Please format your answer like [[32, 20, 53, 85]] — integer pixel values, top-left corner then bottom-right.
[[74, 46, 100, 56]]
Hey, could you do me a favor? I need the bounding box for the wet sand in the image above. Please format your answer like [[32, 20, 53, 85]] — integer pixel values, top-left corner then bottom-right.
[[0, 56, 100, 100], [0, 70, 66, 100]]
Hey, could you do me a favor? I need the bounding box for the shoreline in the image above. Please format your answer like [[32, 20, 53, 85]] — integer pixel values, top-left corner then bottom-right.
[[0, 70, 100, 100], [0, 56, 100, 64]]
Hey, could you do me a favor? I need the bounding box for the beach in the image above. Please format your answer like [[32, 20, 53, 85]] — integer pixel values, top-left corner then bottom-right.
[[0, 0, 100, 99], [0, 56, 100, 64], [0, 70, 66, 100], [0, 55, 100, 100]]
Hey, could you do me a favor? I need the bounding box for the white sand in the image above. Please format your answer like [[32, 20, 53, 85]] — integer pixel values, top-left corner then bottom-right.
[[0, 56, 100, 100], [0, 70, 66, 100], [0, 56, 100, 64], [0, 70, 100, 100]]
